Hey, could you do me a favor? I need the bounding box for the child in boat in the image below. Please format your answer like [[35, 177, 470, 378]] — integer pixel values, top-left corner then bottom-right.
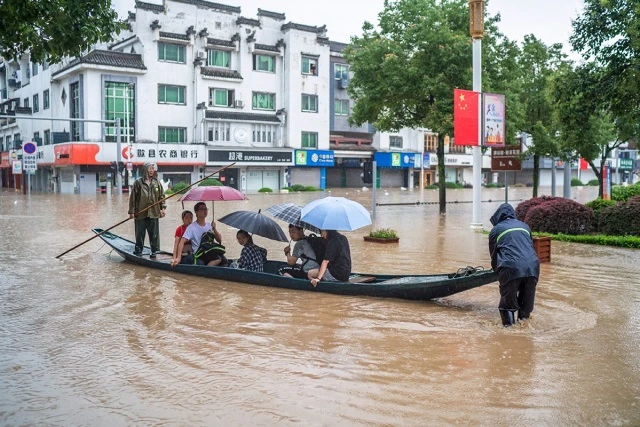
[[172, 210, 193, 260], [279, 224, 321, 279], [235, 230, 267, 272]]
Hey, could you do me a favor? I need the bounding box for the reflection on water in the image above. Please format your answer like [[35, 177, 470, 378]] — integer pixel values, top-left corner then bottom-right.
[[1, 186, 639, 425]]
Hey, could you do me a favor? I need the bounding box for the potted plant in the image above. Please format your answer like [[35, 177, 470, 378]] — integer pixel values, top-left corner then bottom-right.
[[364, 228, 399, 243]]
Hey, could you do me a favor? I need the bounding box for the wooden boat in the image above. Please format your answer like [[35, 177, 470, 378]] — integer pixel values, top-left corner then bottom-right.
[[94, 228, 498, 301]]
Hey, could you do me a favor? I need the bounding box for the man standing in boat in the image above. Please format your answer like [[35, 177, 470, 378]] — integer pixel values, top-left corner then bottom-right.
[[488, 203, 540, 326], [128, 162, 166, 258]]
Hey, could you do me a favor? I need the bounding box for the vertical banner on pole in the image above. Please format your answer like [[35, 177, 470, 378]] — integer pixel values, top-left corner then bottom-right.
[[453, 89, 480, 146], [482, 93, 506, 147]]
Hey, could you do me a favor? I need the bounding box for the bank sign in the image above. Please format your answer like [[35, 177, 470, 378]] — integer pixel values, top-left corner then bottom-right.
[[374, 152, 416, 168], [208, 149, 293, 165], [294, 150, 334, 167]]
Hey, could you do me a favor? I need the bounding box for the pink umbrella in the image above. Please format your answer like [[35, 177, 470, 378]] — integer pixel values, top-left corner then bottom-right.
[[177, 185, 247, 218]]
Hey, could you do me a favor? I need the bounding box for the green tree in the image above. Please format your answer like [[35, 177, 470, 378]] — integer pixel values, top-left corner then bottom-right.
[[516, 36, 570, 196], [552, 64, 625, 198], [344, 0, 520, 214], [571, 0, 640, 129], [0, 0, 125, 64]]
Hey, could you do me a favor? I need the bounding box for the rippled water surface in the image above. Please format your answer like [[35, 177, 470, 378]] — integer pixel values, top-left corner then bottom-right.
[[1, 186, 639, 426]]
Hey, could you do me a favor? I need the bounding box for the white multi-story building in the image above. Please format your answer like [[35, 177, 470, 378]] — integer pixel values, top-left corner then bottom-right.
[[1, 0, 333, 194]]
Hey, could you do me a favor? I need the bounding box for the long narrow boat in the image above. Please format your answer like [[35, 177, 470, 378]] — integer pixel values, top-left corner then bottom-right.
[[94, 228, 498, 301]]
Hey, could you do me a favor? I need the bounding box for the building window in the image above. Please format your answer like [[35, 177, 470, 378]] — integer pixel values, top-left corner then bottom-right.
[[105, 82, 135, 143], [207, 49, 230, 68], [301, 132, 318, 148], [301, 94, 318, 112], [252, 92, 275, 111], [42, 59, 49, 71], [335, 63, 349, 80], [44, 129, 51, 145], [159, 127, 186, 143], [335, 99, 349, 115], [253, 54, 275, 72], [70, 82, 80, 141], [209, 88, 234, 107], [158, 84, 186, 105], [208, 122, 231, 142], [425, 133, 437, 152], [252, 124, 276, 143], [23, 97, 29, 108], [302, 56, 318, 76], [43, 89, 50, 109], [34, 131, 41, 146], [33, 94, 39, 113], [389, 135, 403, 148], [32, 63, 38, 76], [158, 42, 186, 63]]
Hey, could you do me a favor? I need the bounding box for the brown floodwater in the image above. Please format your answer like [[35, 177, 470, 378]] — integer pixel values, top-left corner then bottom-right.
[[1, 186, 638, 426]]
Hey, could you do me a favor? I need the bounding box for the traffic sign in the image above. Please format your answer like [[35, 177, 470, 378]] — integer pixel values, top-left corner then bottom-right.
[[23, 142, 36, 155], [23, 154, 37, 173], [491, 141, 523, 171]]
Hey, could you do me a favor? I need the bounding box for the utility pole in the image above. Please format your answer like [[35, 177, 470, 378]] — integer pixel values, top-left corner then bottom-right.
[[469, 0, 485, 229]]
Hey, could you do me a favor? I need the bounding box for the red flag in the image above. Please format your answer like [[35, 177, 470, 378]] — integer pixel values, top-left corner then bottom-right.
[[453, 89, 480, 146], [579, 158, 589, 170]]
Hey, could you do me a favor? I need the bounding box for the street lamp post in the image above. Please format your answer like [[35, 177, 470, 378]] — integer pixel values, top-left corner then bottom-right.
[[469, 0, 484, 229]]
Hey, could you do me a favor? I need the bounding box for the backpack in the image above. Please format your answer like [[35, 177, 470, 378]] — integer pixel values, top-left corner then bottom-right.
[[300, 233, 326, 265], [193, 230, 225, 263]]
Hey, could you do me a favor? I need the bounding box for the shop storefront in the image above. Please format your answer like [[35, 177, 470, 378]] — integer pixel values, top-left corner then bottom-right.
[[207, 149, 293, 192], [374, 152, 419, 188], [290, 149, 334, 189]]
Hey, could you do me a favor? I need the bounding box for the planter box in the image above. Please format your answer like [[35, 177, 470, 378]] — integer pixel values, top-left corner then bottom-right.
[[364, 236, 399, 243], [533, 236, 551, 263]]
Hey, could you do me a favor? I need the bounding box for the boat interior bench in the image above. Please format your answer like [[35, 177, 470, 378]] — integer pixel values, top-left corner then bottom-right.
[[348, 275, 376, 283]]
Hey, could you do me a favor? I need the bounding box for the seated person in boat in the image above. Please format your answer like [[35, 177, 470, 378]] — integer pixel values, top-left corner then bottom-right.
[[308, 230, 351, 286], [279, 224, 320, 279], [172, 210, 193, 260], [170, 202, 223, 267], [235, 230, 267, 272]]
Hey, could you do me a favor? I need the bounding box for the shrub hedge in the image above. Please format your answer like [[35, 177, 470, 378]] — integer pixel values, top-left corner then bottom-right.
[[611, 182, 640, 202], [258, 187, 273, 193], [198, 178, 222, 186], [525, 198, 594, 235], [598, 195, 640, 236], [571, 178, 583, 186], [514, 196, 562, 222], [585, 198, 617, 231], [587, 179, 600, 186]]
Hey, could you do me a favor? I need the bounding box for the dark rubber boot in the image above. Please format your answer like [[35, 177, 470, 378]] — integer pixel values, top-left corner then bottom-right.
[[499, 309, 517, 327], [518, 311, 530, 321]]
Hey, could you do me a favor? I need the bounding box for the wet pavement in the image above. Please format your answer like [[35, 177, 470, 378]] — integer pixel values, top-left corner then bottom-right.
[[1, 186, 639, 425]]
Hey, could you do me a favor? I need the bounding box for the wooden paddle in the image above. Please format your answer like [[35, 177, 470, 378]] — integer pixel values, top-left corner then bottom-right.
[[56, 162, 236, 259]]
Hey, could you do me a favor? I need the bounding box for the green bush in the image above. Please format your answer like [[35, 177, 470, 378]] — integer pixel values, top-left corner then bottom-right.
[[198, 178, 222, 186], [484, 183, 504, 188], [369, 228, 398, 238], [258, 187, 273, 193], [587, 179, 600, 186], [445, 182, 463, 189], [598, 195, 640, 236], [525, 198, 594, 235], [548, 233, 640, 249], [571, 178, 584, 186], [289, 184, 306, 192], [585, 198, 617, 231], [426, 184, 439, 189], [304, 185, 319, 192], [170, 182, 189, 194], [611, 182, 640, 202]]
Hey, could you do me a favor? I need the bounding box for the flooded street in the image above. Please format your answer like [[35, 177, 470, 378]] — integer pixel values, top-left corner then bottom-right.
[[1, 186, 639, 426]]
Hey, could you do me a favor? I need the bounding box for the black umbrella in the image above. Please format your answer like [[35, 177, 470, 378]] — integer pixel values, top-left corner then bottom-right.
[[218, 210, 289, 242]]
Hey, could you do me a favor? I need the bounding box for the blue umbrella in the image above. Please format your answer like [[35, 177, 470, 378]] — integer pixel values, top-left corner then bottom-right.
[[300, 197, 372, 231]]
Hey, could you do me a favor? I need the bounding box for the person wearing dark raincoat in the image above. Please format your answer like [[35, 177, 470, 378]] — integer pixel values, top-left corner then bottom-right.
[[128, 162, 166, 258], [488, 203, 540, 326]]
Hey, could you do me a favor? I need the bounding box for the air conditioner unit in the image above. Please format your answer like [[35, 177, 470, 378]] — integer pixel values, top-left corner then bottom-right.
[[234, 100, 244, 108], [197, 51, 205, 59]]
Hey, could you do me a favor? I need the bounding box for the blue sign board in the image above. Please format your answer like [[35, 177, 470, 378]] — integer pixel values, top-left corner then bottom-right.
[[374, 152, 416, 168], [294, 150, 335, 167]]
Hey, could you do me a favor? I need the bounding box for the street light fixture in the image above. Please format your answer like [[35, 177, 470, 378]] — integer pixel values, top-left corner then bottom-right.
[[469, 0, 484, 228]]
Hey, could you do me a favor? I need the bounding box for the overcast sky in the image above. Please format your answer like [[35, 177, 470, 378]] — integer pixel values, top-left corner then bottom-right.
[[113, 0, 585, 57]]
